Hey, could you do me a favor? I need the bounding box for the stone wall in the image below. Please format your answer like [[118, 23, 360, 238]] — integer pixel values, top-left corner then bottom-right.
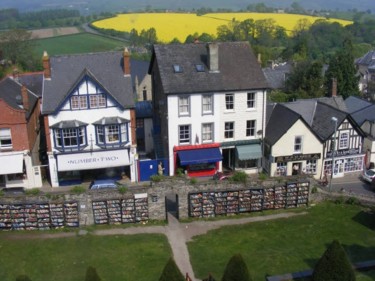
[[0, 176, 311, 229]]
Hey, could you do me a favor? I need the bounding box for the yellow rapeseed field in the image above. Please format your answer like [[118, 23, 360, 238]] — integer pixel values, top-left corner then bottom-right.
[[93, 13, 352, 43]]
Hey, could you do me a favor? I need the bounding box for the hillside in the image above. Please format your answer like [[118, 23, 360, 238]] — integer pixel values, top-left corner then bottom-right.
[[0, 0, 373, 14]]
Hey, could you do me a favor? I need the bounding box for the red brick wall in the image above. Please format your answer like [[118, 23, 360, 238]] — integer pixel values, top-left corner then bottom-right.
[[0, 99, 29, 151]]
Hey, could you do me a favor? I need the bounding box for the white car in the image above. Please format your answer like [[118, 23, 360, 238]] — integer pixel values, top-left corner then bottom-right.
[[362, 169, 375, 183]]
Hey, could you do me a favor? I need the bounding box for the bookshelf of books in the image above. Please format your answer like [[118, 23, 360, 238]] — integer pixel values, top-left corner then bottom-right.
[[0, 201, 79, 231], [188, 181, 309, 218]]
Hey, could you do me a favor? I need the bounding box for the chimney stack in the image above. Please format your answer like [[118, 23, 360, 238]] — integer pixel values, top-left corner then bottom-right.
[[331, 78, 337, 97], [123, 48, 131, 76], [21, 84, 29, 111], [207, 43, 219, 73], [42, 51, 51, 79], [13, 68, 19, 81]]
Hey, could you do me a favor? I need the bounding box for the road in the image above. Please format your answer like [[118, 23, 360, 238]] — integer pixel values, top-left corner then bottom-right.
[[326, 172, 375, 200]]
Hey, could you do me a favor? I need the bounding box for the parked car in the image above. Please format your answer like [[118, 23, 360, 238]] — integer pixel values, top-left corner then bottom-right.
[[89, 179, 122, 190], [0, 187, 25, 195], [361, 169, 375, 183]]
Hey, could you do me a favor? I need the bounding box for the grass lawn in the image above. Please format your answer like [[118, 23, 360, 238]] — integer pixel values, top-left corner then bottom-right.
[[0, 233, 171, 281], [32, 33, 127, 56], [188, 201, 375, 281]]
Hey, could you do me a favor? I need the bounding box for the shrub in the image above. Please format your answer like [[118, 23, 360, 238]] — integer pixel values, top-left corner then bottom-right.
[[118, 186, 128, 194], [333, 196, 345, 204], [150, 174, 163, 182], [190, 178, 197, 185], [70, 185, 86, 194], [158, 257, 185, 281], [258, 173, 267, 181], [25, 188, 40, 196], [230, 171, 248, 183], [221, 253, 252, 281], [203, 273, 216, 281], [176, 168, 184, 177], [312, 239, 355, 281], [311, 185, 318, 194], [85, 266, 102, 281]]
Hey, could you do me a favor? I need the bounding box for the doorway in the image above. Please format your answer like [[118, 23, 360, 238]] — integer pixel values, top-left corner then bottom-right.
[[165, 193, 179, 220], [292, 162, 302, 175]]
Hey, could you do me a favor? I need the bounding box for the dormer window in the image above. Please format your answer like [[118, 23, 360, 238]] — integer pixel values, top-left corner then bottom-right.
[[195, 64, 205, 72], [173, 64, 183, 73]]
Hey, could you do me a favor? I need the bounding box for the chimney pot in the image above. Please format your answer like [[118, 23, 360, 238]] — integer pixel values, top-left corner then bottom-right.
[[42, 51, 51, 79], [123, 48, 131, 76], [21, 85, 29, 111], [207, 43, 219, 73], [331, 78, 337, 97]]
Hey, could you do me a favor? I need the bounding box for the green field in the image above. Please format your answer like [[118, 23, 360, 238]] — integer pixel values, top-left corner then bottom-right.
[[188, 202, 375, 280], [0, 233, 171, 281], [32, 33, 127, 56]]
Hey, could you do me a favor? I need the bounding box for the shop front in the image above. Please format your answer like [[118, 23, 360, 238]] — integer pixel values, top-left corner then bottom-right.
[[0, 151, 42, 189], [174, 143, 222, 177], [272, 153, 321, 178], [324, 148, 364, 178], [48, 148, 135, 187]]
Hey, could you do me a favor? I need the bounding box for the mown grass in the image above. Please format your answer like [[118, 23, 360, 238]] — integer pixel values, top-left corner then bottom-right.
[[188, 201, 375, 281], [0, 233, 171, 281], [32, 33, 127, 56]]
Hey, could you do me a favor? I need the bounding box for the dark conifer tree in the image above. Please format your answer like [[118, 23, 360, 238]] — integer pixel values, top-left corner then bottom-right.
[[221, 254, 252, 281]]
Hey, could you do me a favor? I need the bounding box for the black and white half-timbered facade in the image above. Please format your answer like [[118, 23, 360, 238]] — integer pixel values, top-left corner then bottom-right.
[[265, 99, 365, 180], [42, 50, 137, 187]]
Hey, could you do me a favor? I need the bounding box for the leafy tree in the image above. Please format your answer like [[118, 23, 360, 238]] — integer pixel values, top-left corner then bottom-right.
[[312, 240, 355, 281], [268, 90, 290, 102], [324, 39, 360, 98], [16, 275, 32, 281], [286, 60, 325, 98], [221, 254, 252, 281], [159, 257, 185, 281], [85, 266, 102, 281]]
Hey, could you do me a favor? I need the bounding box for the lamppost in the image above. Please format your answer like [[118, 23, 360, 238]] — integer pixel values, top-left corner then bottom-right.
[[329, 117, 338, 192]]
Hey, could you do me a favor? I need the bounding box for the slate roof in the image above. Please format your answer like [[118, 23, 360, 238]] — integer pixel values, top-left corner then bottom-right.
[[130, 59, 149, 86], [135, 100, 153, 119], [262, 62, 293, 89], [265, 103, 302, 146], [42, 51, 134, 114], [355, 50, 375, 71], [149, 42, 269, 95], [267, 98, 360, 144], [0, 77, 39, 119], [17, 72, 43, 97], [344, 96, 372, 114]]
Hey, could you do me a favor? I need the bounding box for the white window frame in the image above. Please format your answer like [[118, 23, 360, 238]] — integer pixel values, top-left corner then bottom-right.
[[202, 123, 213, 142], [294, 136, 303, 153], [225, 93, 234, 111], [0, 128, 12, 149], [178, 96, 190, 116], [339, 131, 349, 149], [246, 120, 256, 137], [224, 122, 234, 139], [305, 160, 317, 174], [202, 95, 213, 115], [70, 95, 88, 110], [247, 92, 256, 109], [179, 125, 190, 145]]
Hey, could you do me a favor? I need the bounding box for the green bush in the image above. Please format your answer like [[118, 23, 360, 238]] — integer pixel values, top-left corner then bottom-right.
[[311, 185, 318, 194], [25, 188, 40, 196], [85, 266, 102, 281], [150, 174, 163, 182], [70, 185, 86, 194], [118, 186, 128, 194], [333, 196, 345, 204], [258, 173, 267, 181], [221, 253, 252, 281], [190, 178, 197, 185], [312, 240, 355, 281], [176, 168, 184, 177], [158, 257, 185, 281], [230, 171, 248, 183]]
